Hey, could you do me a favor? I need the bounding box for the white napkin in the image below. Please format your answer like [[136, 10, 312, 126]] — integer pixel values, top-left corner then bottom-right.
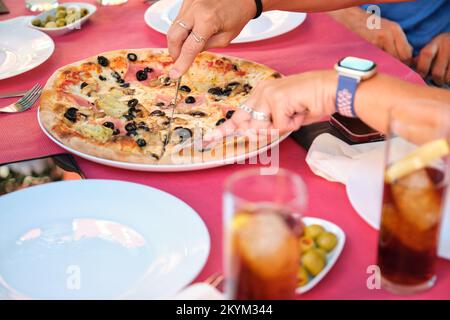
[[305, 133, 450, 259], [172, 283, 225, 300]]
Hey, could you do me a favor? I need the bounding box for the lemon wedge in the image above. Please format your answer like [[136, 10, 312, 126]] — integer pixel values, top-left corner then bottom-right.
[[232, 212, 252, 230], [385, 139, 450, 183]]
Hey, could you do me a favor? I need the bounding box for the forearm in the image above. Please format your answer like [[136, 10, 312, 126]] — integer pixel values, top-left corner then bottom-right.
[[324, 71, 450, 144], [262, 0, 407, 12]]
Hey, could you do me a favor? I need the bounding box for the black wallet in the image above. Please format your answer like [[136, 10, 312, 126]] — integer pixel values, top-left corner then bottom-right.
[[290, 121, 361, 150]]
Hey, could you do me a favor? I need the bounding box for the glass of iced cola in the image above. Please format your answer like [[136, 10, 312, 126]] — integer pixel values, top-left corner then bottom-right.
[[223, 168, 307, 300]]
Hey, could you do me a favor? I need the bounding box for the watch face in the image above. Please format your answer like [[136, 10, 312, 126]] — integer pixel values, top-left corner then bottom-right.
[[338, 57, 376, 72]]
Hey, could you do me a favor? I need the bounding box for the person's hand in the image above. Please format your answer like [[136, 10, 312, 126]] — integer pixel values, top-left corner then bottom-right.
[[167, 0, 257, 79], [207, 71, 337, 140], [329, 8, 413, 64], [416, 32, 450, 86]]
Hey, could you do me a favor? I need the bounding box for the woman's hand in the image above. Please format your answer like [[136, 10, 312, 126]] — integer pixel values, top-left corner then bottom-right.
[[167, 0, 257, 79], [209, 71, 337, 140]]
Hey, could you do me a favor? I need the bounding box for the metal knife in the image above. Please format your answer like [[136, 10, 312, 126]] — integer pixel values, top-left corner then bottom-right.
[[165, 76, 183, 145]]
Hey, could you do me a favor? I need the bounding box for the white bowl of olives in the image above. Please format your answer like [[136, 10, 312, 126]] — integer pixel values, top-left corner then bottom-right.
[[28, 2, 97, 37]]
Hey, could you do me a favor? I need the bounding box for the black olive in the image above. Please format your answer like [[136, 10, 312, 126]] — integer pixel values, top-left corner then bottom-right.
[[162, 120, 170, 126], [123, 114, 135, 121], [102, 121, 115, 129], [97, 56, 109, 67], [64, 107, 78, 122], [137, 122, 150, 131], [127, 130, 137, 136], [180, 85, 191, 93], [227, 81, 240, 87], [185, 96, 196, 104], [80, 82, 88, 89], [113, 129, 120, 135], [162, 77, 171, 86], [111, 71, 121, 80], [150, 110, 166, 117], [226, 110, 235, 119], [243, 84, 253, 93], [144, 67, 153, 73], [215, 118, 226, 126], [190, 111, 207, 117], [136, 70, 148, 81], [232, 64, 239, 71], [174, 127, 193, 143], [128, 98, 139, 108], [151, 153, 160, 160], [120, 83, 130, 88], [127, 53, 138, 62], [136, 138, 147, 147], [208, 87, 222, 96], [156, 102, 165, 107], [221, 88, 232, 96], [125, 122, 137, 132], [117, 78, 125, 84], [99, 75, 107, 81]]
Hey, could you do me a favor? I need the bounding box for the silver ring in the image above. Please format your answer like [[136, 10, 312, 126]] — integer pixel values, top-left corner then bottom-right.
[[173, 19, 191, 31], [191, 31, 206, 43], [251, 110, 271, 122], [238, 103, 254, 114]]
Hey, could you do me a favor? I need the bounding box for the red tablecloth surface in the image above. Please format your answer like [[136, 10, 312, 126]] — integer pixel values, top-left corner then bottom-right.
[[1, 0, 448, 299]]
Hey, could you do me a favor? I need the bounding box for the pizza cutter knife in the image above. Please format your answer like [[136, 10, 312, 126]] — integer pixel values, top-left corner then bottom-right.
[[165, 76, 182, 146]]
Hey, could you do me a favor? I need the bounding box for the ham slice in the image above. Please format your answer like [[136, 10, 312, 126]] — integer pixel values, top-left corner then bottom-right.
[[124, 63, 164, 84], [58, 91, 97, 111]]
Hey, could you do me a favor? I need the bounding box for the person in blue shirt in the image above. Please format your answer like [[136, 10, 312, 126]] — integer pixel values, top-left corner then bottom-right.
[[329, 0, 450, 86]]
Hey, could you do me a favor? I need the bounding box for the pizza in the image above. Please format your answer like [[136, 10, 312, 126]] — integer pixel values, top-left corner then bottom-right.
[[39, 49, 281, 164]]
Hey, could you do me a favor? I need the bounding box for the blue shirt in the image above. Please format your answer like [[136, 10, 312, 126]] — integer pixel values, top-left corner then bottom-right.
[[362, 1, 450, 56]]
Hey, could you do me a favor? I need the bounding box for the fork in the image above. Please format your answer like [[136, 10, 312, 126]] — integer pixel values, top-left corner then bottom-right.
[[0, 84, 42, 113]]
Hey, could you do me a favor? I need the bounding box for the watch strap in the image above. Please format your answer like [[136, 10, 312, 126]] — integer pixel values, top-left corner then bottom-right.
[[253, 0, 263, 19], [336, 75, 359, 118]]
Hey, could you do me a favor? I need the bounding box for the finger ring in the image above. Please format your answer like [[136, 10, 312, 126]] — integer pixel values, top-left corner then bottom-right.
[[238, 103, 254, 114], [251, 110, 271, 122], [173, 19, 191, 31], [191, 31, 206, 43]]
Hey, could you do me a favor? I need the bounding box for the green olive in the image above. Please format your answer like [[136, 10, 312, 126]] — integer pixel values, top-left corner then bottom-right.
[[56, 19, 66, 27], [311, 247, 327, 260], [297, 266, 309, 287], [80, 8, 89, 17], [304, 224, 325, 239], [45, 15, 55, 23], [66, 8, 77, 15], [65, 14, 77, 24], [55, 11, 66, 19], [316, 232, 338, 252], [44, 21, 57, 28], [299, 236, 315, 254], [56, 6, 66, 11], [31, 18, 42, 27], [302, 249, 326, 276]]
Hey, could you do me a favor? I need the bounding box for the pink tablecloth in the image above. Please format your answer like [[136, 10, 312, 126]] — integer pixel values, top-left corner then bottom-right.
[[1, 0, 448, 299]]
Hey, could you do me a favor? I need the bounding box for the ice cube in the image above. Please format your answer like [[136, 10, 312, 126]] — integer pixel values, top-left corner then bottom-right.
[[391, 169, 442, 232], [234, 212, 299, 279]]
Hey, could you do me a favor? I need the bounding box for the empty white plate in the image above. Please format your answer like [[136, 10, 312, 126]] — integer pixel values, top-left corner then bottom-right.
[[144, 0, 307, 43], [0, 16, 54, 80], [0, 180, 210, 299], [296, 217, 345, 294]]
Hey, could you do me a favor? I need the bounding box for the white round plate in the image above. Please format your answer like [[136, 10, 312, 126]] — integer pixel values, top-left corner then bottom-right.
[[296, 217, 345, 294], [37, 110, 289, 172], [144, 0, 307, 43], [0, 17, 54, 80], [0, 180, 210, 299], [28, 3, 97, 37]]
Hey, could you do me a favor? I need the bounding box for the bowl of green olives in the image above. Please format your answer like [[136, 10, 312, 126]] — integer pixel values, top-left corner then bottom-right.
[[296, 217, 346, 294], [28, 2, 97, 37]]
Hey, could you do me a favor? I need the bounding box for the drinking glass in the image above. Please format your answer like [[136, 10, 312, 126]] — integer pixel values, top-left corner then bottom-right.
[[377, 102, 450, 294], [25, 0, 58, 12], [97, 0, 128, 5], [224, 168, 307, 300]]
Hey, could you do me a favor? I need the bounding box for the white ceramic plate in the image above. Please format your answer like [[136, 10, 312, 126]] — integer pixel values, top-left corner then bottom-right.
[[0, 17, 54, 80], [37, 109, 289, 172], [296, 217, 345, 294], [144, 0, 307, 43], [28, 3, 97, 37], [0, 180, 210, 299]]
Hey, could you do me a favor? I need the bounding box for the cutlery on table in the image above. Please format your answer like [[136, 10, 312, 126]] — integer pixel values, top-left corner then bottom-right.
[[0, 90, 30, 99], [0, 84, 42, 113]]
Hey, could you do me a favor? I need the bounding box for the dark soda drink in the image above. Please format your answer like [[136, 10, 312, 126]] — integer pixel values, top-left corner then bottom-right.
[[377, 167, 445, 293]]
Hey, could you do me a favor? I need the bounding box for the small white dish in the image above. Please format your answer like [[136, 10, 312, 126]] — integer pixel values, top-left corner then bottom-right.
[[0, 17, 54, 80], [28, 2, 97, 37], [296, 217, 346, 294], [0, 180, 210, 299], [144, 0, 307, 43]]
